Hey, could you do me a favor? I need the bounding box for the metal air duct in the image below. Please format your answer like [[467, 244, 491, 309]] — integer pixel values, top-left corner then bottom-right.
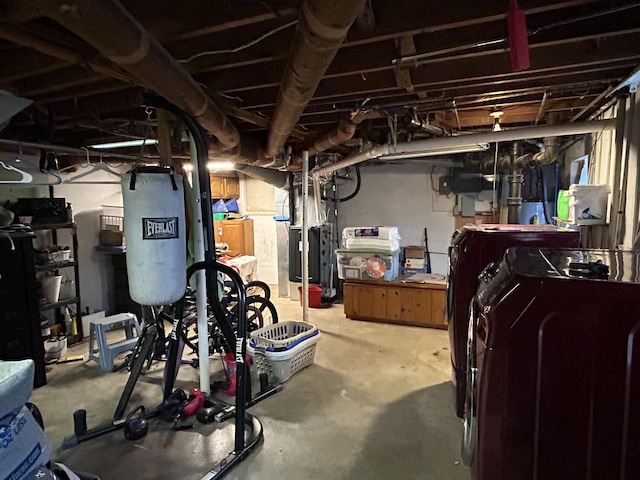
[[507, 142, 524, 224], [312, 119, 615, 177]]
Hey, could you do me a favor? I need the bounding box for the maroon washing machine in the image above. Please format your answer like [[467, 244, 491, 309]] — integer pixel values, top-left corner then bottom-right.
[[464, 247, 640, 480], [447, 224, 580, 417]]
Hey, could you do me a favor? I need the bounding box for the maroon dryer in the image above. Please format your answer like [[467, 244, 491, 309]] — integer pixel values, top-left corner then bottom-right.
[[466, 247, 640, 480], [447, 224, 580, 418]]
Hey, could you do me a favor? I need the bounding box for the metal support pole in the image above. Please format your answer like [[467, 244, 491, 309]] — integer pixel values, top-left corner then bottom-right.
[[302, 151, 309, 322], [188, 135, 210, 395], [507, 141, 524, 224]]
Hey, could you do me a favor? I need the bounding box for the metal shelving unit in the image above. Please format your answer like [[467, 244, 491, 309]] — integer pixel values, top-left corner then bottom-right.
[[32, 222, 83, 344]]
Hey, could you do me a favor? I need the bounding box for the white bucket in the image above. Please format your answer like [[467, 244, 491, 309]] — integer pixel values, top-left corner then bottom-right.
[[568, 184, 609, 225], [41, 275, 62, 304], [44, 336, 67, 362]]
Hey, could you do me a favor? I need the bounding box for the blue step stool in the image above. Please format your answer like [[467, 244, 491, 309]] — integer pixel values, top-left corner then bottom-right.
[[88, 313, 141, 372]]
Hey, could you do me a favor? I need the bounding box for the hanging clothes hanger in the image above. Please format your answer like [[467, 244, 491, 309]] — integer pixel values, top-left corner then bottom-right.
[[64, 149, 123, 184], [0, 142, 62, 185]]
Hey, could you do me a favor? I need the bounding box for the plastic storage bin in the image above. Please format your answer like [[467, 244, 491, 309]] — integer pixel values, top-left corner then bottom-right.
[[568, 184, 609, 225], [336, 249, 400, 281], [247, 321, 320, 383]]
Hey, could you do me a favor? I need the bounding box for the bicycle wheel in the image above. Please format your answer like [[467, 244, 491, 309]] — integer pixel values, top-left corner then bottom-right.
[[245, 281, 270, 300], [243, 295, 279, 332], [114, 325, 158, 420], [223, 280, 270, 304], [179, 306, 217, 355]]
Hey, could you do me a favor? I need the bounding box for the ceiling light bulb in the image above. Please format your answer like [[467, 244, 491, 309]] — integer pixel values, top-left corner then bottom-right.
[[489, 107, 504, 119], [207, 161, 235, 170]]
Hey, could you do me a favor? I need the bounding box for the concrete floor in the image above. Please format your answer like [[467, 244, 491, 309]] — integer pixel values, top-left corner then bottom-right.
[[30, 294, 470, 480]]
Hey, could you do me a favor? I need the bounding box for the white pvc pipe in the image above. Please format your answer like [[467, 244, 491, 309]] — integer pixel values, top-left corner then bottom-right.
[[312, 119, 616, 177], [189, 135, 210, 395], [302, 151, 309, 322]]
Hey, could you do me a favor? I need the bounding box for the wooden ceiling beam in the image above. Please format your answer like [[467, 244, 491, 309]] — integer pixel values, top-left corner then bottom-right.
[[13, 68, 109, 98], [345, 0, 602, 47], [168, 7, 298, 43], [0, 20, 138, 84]]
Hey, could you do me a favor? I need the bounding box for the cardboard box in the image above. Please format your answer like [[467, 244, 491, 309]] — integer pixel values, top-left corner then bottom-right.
[[100, 230, 124, 246], [405, 258, 425, 268], [404, 246, 425, 259]]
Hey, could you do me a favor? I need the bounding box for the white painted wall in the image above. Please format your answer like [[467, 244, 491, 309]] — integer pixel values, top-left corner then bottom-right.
[[336, 163, 456, 275], [0, 158, 128, 315], [241, 175, 279, 285], [52, 165, 129, 314]]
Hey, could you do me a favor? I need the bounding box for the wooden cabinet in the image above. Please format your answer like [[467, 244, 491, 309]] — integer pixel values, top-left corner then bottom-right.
[[344, 279, 447, 329], [210, 175, 239, 198], [214, 219, 254, 256]]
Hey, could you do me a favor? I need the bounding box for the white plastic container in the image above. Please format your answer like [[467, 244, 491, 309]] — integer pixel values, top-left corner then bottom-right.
[[336, 249, 400, 281], [44, 336, 67, 362], [568, 184, 609, 225], [40, 275, 62, 303]]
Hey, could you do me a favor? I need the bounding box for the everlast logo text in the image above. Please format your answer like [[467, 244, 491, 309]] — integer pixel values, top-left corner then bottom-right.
[[142, 217, 179, 240]]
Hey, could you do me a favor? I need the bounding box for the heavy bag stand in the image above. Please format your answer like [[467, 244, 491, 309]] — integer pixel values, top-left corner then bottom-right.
[[63, 95, 274, 479], [144, 94, 273, 479]]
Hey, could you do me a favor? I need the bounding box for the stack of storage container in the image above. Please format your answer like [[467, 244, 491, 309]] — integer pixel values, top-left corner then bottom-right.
[[336, 227, 401, 282]]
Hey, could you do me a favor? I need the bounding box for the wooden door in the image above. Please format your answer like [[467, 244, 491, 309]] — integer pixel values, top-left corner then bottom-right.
[[414, 289, 434, 328], [430, 289, 446, 327], [220, 221, 245, 256], [224, 177, 240, 198], [343, 283, 387, 321], [213, 220, 224, 245], [210, 175, 225, 198], [387, 287, 417, 325]]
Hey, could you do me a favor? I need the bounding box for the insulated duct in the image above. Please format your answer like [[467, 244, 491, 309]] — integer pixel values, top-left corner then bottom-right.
[[307, 110, 383, 158], [26, 0, 378, 170], [29, 0, 240, 151], [235, 164, 289, 189], [265, 0, 368, 160]]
